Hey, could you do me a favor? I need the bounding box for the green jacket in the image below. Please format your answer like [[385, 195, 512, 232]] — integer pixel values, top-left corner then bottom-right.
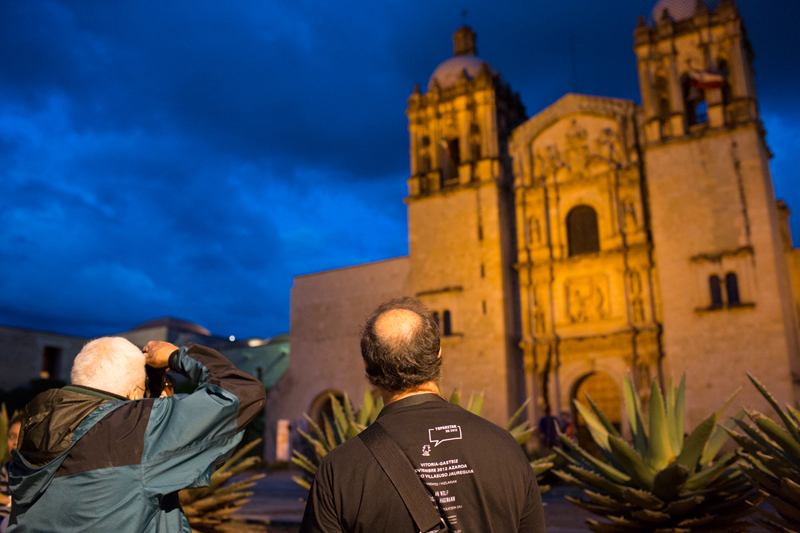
[[8, 344, 266, 532]]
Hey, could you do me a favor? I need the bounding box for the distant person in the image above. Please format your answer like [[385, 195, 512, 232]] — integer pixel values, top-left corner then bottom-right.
[[300, 297, 546, 532], [8, 337, 266, 532], [560, 410, 575, 442], [0, 413, 22, 533], [538, 406, 560, 448]]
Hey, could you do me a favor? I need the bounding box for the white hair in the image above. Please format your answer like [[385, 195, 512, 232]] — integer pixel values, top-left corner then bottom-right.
[[71, 337, 146, 398]]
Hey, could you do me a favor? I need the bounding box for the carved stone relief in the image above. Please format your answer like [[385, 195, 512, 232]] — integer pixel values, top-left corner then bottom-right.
[[565, 275, 609, 323], [627, 270, 645, 323], [532, 120, 625, 185], [621, 199, 638, 231]]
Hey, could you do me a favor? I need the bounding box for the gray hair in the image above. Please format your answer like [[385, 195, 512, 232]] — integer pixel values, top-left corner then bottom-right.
[[71, 337, 146, 398]]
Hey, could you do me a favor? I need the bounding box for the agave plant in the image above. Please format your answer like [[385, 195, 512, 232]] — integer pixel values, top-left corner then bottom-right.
[[554, 374, 756, 533], [180, 438, 266, 533], [724, 373, 800, 532], [291, 389, 547, 490]]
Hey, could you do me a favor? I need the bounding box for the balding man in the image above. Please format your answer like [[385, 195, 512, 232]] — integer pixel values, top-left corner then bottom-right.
[[8, 337, 266, 532], [300, 297, 546, 533]]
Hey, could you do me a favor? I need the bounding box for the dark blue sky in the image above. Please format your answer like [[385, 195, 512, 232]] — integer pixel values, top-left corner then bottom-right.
[[1, 0, 798, 339]]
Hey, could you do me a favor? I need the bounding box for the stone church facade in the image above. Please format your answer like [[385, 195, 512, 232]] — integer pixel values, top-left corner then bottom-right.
[[266, 0, 800, 456]]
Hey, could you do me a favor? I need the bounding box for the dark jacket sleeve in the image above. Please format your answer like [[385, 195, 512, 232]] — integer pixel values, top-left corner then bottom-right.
[[170, 344, 267, 431], [139, 344, 267, 496]]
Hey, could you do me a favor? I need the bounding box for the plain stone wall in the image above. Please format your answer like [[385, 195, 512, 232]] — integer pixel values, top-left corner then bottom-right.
[[0, 326, 87, 389], [264, 257, 410, 461]]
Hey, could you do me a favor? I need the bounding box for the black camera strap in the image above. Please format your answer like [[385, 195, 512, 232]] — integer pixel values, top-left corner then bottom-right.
[[358, 422, 448, 533]]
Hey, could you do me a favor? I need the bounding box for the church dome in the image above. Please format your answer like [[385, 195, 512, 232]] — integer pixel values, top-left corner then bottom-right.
[[427, 25, 495, 91], [428, 55, 493, 91], [652, 0, 719, 22]]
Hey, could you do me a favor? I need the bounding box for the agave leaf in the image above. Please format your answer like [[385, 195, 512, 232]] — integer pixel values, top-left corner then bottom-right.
[[470, 388, 485, 416], [623, 376, 648, 452], [329, 395, 349, 443], [737, 461, 782, 496], [322, 416, 337, 449], [574, 399, 612, 453], [585, 394, 622, 439], [747, 373, 800, 441], [646, 380, 672, 471], [666, 376, 680, 457], [291, 450, 318, 476], [674, 374, 686, 453], [560, 432, 632, 484], [731, 418, 781, 455], [663, 495, 704, 517], [449, 389, 462, 406], [786, 404, 800, 427], [369, 396, 383, 424], [298, 427, 329, 462], [504, 398, 531, 431], [623, 376, 639, 437], [357, 389, 372, 427], [683, 450, 737, 491], [530, 455, 555, 477], [620, 487, 664, 510], [608, 435, 655, 490], [465, 392, 475, 412], [345, 420, 360, 440], [676, 413, 716, 470], [701, 411, 741, 465], [513, 428, 534, 446], [342, 392, 355, 426], [303, 414, 330, 450], [750, 410, 800, 461], [632, 508, 670, 523], [654, 461, 691, 501], [565, 465, 628, 499], [585, 489, 630, 512], [292, 475, 311, 491], [758, 491, 800, 523]]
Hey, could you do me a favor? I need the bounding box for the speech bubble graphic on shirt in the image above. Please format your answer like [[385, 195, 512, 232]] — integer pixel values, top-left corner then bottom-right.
[[428, 425, 463, 447]]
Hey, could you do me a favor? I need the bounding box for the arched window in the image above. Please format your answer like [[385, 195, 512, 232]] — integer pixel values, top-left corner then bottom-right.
[[442, 310, 452, 336], [725, 272, 740, 305], [682, 73, 707, 126], [709, 275, 723, 308], [567, 205, 600, 256]]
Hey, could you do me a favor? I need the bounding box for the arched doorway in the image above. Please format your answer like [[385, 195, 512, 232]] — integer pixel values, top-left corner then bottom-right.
[[572, 372, 622, 452]]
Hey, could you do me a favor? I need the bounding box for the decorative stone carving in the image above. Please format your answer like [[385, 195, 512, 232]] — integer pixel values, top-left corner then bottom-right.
[[564, 120, 590, 179], [595, 127, 624, 166], [565, 275, 609, 323], [621, 199, 638, 231], [627, 270, 645, 323]]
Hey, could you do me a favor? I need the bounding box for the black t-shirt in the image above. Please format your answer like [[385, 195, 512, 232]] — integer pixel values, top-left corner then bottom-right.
[[300, 394, 546, 533]]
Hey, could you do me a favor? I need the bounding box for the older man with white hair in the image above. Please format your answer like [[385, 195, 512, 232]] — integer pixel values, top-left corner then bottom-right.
[[7, 337, 266, 532]]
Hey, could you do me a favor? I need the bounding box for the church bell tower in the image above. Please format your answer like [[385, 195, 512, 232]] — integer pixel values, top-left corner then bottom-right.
[[635, 0, 800, 422], [405, 26, 527, 423]]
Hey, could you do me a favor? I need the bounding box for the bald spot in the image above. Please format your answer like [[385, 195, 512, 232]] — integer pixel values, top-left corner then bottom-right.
[[374, 308, 422, 348]]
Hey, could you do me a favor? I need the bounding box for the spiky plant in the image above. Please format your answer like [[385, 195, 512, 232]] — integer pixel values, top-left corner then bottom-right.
[[291, 389, 547, 490], [180, 438, 266, 533], [554, 375, 756, 533], [724, 373, 800, 532]]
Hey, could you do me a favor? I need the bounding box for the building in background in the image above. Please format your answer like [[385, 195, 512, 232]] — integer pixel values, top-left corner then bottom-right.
[[267, 0, 800, 456], [0, 317, 287, 400]]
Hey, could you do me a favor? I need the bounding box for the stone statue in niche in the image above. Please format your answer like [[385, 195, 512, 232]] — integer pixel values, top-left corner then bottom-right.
[[564, 120, 589, 179], [565, 275, 608, 323], [527, 217, 542, 246], [533, 307, 546, 336], [595, 127, 624, 167], [621, 199, 637, 231], [627, 270, 645, 323]]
